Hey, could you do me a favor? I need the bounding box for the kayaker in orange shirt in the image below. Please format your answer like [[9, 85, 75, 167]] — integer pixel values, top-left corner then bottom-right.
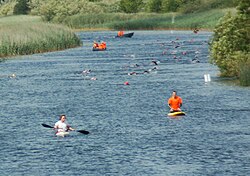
[[100, 41, 106, 50], [168, 91, 182, 112], [117, 30, 124, 37]]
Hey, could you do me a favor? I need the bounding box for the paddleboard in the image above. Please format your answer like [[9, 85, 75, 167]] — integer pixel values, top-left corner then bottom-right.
[[56, 131, 70, 137], [168, 111, 186, 117]]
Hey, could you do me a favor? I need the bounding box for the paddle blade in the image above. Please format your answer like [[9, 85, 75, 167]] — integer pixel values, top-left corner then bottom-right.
[[77, 130, 89, 134], [42, 123, 53, 128]]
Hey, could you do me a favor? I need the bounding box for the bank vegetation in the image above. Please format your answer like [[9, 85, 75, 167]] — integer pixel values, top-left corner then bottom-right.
[[0, 15, 81, 58]]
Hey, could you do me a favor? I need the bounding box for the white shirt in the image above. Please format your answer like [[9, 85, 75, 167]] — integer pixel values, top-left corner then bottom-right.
[[54, 120, 68, 132]]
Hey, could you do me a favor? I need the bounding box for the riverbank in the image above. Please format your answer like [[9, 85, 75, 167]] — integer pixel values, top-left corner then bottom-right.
[[0, 15, 81, 58], [64, 9, 234, 30], [0, 9, 234, 59]]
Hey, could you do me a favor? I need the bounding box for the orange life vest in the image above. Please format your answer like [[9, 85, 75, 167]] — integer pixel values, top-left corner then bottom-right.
[[168, 96, 182, 110]]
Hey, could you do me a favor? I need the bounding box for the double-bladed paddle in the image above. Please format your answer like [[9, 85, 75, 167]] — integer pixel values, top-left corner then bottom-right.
[[41, 123, 89, 134]]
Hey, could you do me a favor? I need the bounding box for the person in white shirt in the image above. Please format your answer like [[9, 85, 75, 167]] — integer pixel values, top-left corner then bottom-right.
[[54, 115, 74, 133]]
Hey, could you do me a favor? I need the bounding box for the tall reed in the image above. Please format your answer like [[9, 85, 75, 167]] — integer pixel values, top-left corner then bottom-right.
[[239, 58, 250, 86], [0, 15, 81, 58], [63, 9, 230, 30]]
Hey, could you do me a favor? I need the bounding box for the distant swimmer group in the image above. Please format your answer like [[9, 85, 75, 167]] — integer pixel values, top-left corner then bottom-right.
[[82, 69, 97, 80], [127, 60, 159, 76]]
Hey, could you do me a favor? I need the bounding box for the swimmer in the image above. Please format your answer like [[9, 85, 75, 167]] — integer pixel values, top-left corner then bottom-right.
[[128, 72, 137, 75], [151, 60, 158, 65], [90, 77, 97, 80], [192, 58, 200, 63], [82, 69, 91, 75]]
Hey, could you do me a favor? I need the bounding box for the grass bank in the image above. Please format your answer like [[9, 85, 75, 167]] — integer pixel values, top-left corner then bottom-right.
[[0, 15, 81, 58], [64, 9, 234, 30]]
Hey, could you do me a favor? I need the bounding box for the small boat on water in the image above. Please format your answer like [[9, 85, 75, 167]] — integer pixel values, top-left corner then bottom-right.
[[116, 32, 134, 38], [92, 48, 106, 51], [92, 41, 106, 51], [92, 47, 106, 51]]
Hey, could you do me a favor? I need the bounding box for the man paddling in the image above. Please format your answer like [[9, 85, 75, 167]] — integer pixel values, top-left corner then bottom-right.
[[117, 30, 124, 37], [168, 91, 182, 112], [54, 115, 74, 134]]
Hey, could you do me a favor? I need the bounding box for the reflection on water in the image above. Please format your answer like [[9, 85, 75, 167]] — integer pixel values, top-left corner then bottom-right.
[[0, 31, 250, 176]]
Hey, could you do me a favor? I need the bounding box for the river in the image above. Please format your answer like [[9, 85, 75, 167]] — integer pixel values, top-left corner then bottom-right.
[[1, 31, 249, 176]]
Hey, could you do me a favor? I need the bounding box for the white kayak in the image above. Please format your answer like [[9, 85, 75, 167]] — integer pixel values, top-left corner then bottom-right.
[[56, 131, 70, 137]]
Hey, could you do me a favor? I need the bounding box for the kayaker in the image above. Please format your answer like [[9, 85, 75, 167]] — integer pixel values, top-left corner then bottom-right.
[[100, 41, 106, 50], [102, 41, 106, 49], [168, 91, 182, 112], [117, 30, 124, 37], [93, 41, 99, 48], [54, 115, 74, 133]]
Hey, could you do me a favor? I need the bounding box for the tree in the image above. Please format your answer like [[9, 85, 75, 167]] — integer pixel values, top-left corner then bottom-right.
[[161, 0, 180, 12], [237, 0, 250, 15], [119, 0, 143, 13], [147, 0, 162, 13], [210, 0, 250, 82], [13, 0, 30, 15]]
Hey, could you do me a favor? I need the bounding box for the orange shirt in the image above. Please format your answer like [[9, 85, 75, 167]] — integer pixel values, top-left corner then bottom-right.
[[168, 96, 182, 110], [118, 31, 124, 37], [101, 42, 106, 49]]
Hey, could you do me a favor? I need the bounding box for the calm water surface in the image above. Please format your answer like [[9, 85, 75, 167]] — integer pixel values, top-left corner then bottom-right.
[[1, 31, 250, 176]]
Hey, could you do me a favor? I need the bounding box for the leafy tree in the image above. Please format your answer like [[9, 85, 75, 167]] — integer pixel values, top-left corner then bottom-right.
[[237, 0, 250, 15], [119, 0, 143, 13], [161, 0, 184, 12], [13, 0, 30, 14], [29, 0, 104, 22], [0, 0, 16, 16], [210, 0, 250, 81], [147, 0, 162, 13]]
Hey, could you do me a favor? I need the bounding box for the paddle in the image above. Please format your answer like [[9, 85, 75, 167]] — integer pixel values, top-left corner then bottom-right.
[[41, 123, 89, 134]]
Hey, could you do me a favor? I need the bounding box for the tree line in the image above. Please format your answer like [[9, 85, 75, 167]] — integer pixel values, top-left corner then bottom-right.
[[129, 0, 236, 14], [1, 0, 237, 18]]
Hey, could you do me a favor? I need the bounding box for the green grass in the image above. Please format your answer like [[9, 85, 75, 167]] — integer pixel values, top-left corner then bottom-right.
[[0, 15, 81, 58], [64, 9, 234, 30]]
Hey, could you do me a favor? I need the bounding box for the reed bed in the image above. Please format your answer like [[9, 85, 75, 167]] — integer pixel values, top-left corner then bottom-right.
[[239, 59, 250, 86], [109, 10, 227, 30], [64, 9, 231, 30], [0, 15, 81, 58]]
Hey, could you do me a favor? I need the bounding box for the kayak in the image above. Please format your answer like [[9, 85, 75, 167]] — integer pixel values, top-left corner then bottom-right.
[[116, 32, 134, 38], [92, 47, 106, 51], [168, 111, 186, 117], [56, 131, 70, 137]]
